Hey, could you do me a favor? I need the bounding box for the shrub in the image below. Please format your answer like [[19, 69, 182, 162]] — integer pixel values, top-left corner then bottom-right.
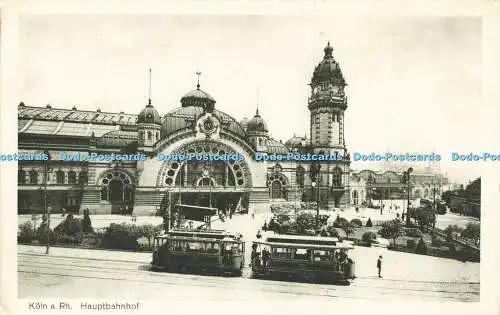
[[333, 217, 348, 228], [275, 213, 291, 224], [350, 218, 363, 227], [362, 231, 377, 243], [406, 239, 416, 251], [18, 221, 35, 243], [54, 213, 83, 236], [55, 233, 83, 245], [405, 228, 423, 238], [102, 223, 139, 251], [36, 223, 56, 244], [296, 213, 316, 234], [366, 218, 373, 227], [326, 226, 339, 238], [415, 238, 428, 255], [431, 235, 446, 247]]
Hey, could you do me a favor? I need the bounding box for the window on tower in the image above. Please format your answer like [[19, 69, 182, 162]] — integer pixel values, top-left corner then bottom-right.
[[147, 131, 152, 140], [332, 167, 342, 187]]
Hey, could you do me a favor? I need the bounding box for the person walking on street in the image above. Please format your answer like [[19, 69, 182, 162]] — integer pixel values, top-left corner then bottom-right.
[[377, 255, 383, 278]]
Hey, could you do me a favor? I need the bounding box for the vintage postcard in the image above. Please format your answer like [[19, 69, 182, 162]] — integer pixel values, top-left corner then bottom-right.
[[1, 1, 499, 315]]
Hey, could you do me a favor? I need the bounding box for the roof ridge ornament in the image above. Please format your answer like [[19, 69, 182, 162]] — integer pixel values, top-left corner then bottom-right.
[[147, 68, 152, 106], [196, 71, 202, 89], [324, 41, 333, 59]]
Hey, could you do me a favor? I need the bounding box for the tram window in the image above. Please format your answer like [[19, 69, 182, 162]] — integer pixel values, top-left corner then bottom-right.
[[313, 250, 330, 262], [206, 242, 219, 254], [186, 242, 203, 252], [170, 241, 183, 251], [293, 248, 311, 260], [272, 247, 292, 259]]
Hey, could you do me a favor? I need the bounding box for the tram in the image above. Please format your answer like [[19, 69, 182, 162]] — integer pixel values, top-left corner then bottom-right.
[[151, 228, 245, 276], [251, 234, 356, 284]]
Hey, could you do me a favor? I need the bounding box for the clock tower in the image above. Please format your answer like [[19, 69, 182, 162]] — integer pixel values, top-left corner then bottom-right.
[[309, 42, 348, 153], [307, 42, 350, 207]]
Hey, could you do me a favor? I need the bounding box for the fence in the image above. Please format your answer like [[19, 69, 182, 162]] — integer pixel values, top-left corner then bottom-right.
[[388, 243, 479, 262]]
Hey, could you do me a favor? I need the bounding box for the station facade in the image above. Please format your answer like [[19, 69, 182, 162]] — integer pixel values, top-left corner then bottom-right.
[[17, 43, 352, 215]]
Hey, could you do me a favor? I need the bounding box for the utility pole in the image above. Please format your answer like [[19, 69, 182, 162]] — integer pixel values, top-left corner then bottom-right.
[[43, 153, 51, 255], [404, 167, 413, 227]]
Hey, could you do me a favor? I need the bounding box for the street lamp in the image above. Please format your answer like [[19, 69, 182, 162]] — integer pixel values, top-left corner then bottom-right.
[[43, 150, 51, 255], [403, 167, 413, 227]]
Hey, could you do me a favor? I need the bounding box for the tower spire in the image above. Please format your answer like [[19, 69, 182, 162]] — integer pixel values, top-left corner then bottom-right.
[[196, 71, 202, 89], [148, 68, 152, 105], [256, 88, 260, 115]]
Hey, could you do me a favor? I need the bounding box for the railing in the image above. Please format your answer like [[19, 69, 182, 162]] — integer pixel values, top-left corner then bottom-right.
[[424, 226, 479, 252]]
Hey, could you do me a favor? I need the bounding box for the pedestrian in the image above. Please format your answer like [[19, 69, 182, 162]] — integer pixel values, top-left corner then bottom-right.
[[250, 207, 255, 219], [377, 255, 383, 278], [256, 229, 262, 239]]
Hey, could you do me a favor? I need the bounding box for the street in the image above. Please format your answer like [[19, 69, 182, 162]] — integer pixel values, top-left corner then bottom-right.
[[18, 212, 479, 302]]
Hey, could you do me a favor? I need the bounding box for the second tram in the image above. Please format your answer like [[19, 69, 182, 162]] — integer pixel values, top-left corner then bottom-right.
[[251, 234, 356, 284]]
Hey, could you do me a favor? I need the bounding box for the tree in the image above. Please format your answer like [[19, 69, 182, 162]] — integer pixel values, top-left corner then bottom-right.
[[461, 223, 480, 244], [413, 207, 435, 232], [296, 213, 316, 234], [341, 221, 356, 239], [415, 237, 428, 254], [362, 231, 377, 243], [378, 219, 404, 245], [82, 209, 93, 233], [366, 218, 373, 227]]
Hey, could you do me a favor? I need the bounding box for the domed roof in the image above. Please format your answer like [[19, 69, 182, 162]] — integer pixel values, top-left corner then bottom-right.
[[285, 135, 308, 147], [137, 100, 161, 124], [162, 106, 246, 139], [247, 110, 268, 133], [180, 85, 216, 112], [311, 42, 346, 85]]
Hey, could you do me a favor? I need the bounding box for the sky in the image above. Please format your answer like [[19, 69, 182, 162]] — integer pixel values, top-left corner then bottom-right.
[[16, 15, 483, 184]]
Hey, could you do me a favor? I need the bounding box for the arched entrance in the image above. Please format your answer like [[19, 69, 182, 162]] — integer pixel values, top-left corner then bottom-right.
[[352, 190, 359, 205], [99, 170, 135, 214], [267, 172, 289, 200], [158, 140, 253, 212]]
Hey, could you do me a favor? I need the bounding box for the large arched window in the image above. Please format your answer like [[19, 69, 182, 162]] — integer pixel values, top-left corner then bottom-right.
[[296, 165, 305, 188], [271, 181, 283, 199], [68, 171, 77, 184], [18, 170, 26, 184], [56, 171, 65, 184], [29, 170, 38, 184], [332, 167, 342, 187]]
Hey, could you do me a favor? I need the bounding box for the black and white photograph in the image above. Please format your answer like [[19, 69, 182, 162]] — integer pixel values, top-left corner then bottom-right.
[[2, 2, 499, 314]]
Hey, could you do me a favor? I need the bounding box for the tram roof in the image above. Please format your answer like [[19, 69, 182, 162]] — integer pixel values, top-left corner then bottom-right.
[[264, 234, 340, 243], [254, 240, 354, 250], [163, 228, 242, 240], [175, 204, 218, 211]]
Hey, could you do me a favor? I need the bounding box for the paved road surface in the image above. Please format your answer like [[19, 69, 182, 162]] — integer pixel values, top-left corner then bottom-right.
[[18, 248, 478, 302]]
